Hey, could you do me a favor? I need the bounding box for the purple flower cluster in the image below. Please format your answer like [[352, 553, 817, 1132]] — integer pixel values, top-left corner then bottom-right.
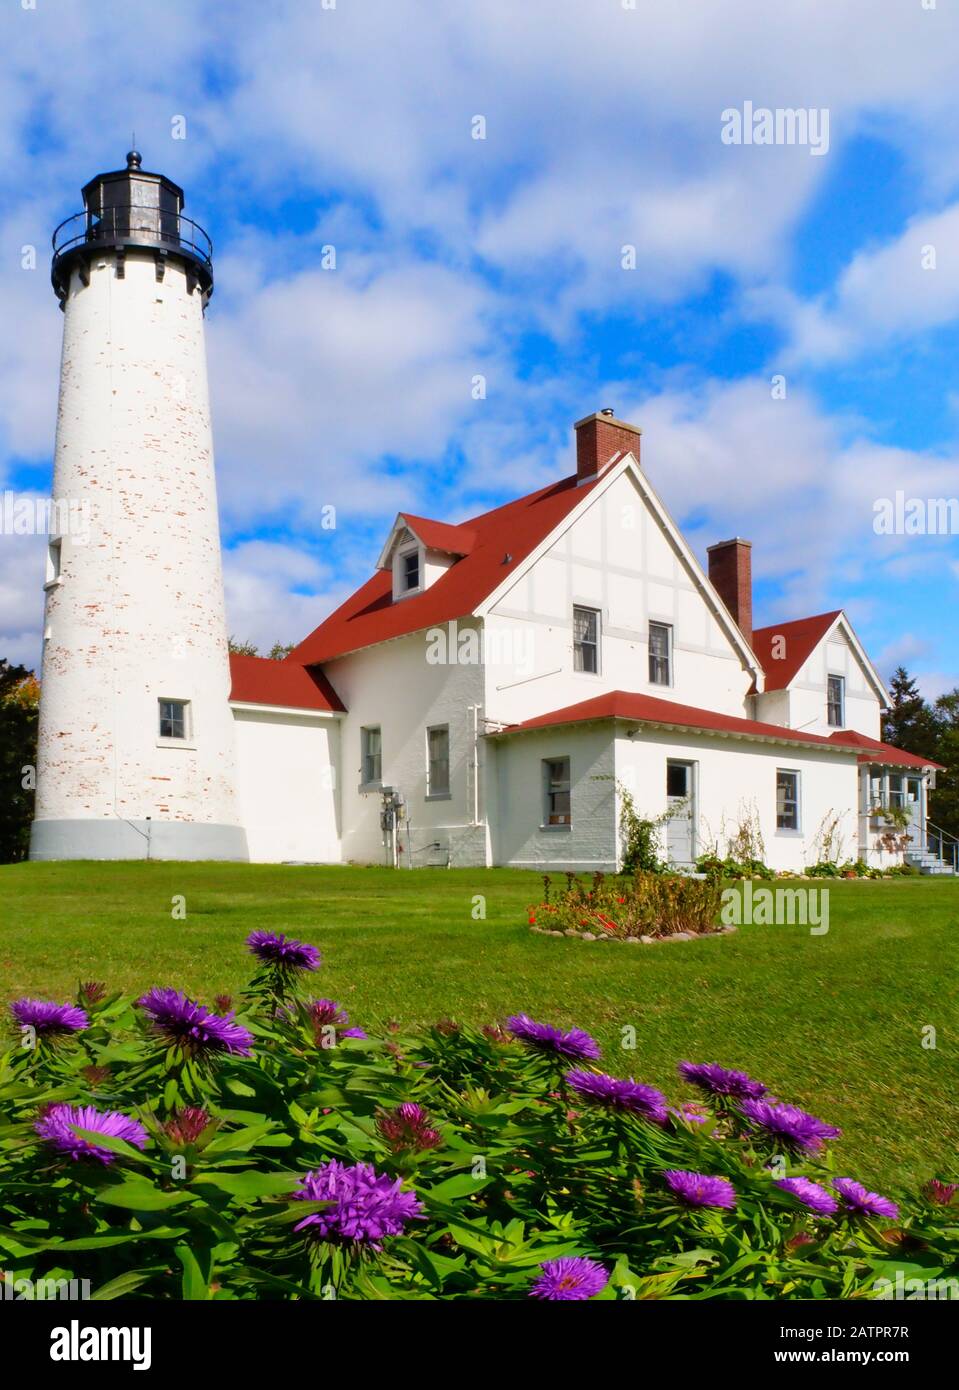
[[308, 998, 367, 1043], [774, 1176, 838, 1216], [832, 1178, 899, 1220], [138, 988, 253, 1057], [35, 1104, 147, 1164], [529, 1256, 608, 1301], [506, 1014, 600, 1061], [678, 1061, 767, 1099], [163, 1107, 213, 1146], [247, 931, 320, 972], [664, 1169, 737, 1209], [11, 999, 89, 1036], [566, 1070, 669, 1125], [376, 1102, 442, 1152], [293, 1160, 423, 1247], [739, 1098, 841, 1153]]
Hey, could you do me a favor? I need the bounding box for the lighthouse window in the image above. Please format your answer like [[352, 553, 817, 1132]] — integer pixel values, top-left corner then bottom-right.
[[159, 699, 189, 740]]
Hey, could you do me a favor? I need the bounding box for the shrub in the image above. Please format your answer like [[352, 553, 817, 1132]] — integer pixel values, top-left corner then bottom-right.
[[2, 939, 956, 1301]]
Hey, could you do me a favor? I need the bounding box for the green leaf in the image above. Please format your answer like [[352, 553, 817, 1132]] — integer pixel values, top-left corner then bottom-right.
[[90, 1269, 158, 1300], [95, 1179, 194, 1211], [176, 1243, 211, 1300], [192, 1171, 300, 1199]]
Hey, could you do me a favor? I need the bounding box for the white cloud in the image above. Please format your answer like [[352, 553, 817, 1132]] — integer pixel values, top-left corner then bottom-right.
[[771, 204, 959, 364]]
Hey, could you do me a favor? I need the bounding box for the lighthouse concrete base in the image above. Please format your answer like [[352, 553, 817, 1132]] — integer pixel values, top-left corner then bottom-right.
[[29, 819, 249, 863]]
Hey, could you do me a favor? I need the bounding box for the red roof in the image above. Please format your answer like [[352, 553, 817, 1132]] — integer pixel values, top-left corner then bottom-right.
[[490, 689, 855, 752], [826, 729, 944, 770], [398, 513, 475, 557], [228, 654, 345, 713], [291, 472, 597, 665], [751, 611, 842, 690]]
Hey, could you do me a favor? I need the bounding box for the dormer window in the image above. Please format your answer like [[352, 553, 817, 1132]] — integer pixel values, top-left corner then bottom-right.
[[401, 549, 420, 592]]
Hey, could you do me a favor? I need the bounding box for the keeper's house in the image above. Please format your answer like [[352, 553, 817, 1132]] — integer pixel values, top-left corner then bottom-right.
[[229, 412, 943, 873]]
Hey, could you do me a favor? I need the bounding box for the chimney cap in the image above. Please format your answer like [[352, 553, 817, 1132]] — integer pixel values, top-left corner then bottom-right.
[[600, 406, 615, 416], [573, 410, 642, 436], [707, 536, 752, 551]]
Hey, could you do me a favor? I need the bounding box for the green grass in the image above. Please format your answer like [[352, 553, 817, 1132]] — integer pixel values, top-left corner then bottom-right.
[[1, 862, 957, 1193]]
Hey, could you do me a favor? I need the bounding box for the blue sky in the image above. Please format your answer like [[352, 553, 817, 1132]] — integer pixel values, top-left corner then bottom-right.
[[1, 0, 958, 693]]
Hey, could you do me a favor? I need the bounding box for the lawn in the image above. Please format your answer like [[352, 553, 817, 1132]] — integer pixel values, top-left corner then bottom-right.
[[1, 861, 956, 1195]]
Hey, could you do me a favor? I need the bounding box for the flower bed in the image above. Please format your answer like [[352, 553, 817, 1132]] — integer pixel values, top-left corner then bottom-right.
[[528, 871, 725, 940], [1, 932, 956, 1301]]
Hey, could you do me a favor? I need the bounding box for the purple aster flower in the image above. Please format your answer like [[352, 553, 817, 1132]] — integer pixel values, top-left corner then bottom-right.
[[529, 1256, 609, 1301], [163, 1107, 214, 1146], [137, 987, 253, 1057], [670, 1101, 711, 1126], [506, 1014, 600, 1061], [739, 1098, 841, 1153], [377, 1102, 442, 1152], [306, 999, 367, 1046], [292, 1160, 423, 1248], [923, 1179, 958, 1206], [664, 1169, 737, 1209], [566, 1070, 669, 1125], [246, 931, 320, 972], [678, 1061, 767, 1099], [775, 1176, 838, 1216], [832, 1178, 900, 1220], [11, 998, 88, 1036], [35, 1103, 147, 1164]]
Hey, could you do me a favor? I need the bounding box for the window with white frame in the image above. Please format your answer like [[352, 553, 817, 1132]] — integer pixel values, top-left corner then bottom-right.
[[649, 621, 672, 685], [400, 548, 420, 592], [426, 724, 450, 797], [572, 605, 600, 674], [543, 757, 571, 827], [776, 769, 800, 831], [827, 674, 845, 727], [158, 698, 189, 740], [361, 726, 382, 785]]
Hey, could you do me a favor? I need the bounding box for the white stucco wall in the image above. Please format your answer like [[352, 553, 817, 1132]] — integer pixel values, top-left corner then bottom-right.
[[33, 251, 245, 858], [483, 469, 755, 727], [755, 621, 883, 740], [614, 728, 861, 872], [232, 707, 341, 862], [490, 723, 617, 870], [324, 626, 488, 866]]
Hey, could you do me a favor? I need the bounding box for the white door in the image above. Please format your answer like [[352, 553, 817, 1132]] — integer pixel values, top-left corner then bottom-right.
[[666, 760, 695, 865]]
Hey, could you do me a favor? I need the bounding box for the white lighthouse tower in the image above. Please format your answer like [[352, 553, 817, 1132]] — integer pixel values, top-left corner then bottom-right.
[[30, 151, 248, 861]]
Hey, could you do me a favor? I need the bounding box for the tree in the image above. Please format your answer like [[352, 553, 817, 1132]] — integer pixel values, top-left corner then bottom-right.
[[227, 639, 295, 660], [929, 689, 959, 843], [0, 660, 39, 863], [882, 666, 939, 758]]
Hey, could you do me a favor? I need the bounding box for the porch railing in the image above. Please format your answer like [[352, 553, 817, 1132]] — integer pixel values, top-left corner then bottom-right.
[[926, 821, 959, 873]]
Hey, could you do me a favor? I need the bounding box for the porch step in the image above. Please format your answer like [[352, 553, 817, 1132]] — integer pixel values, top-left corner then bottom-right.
[[904, 851, 956, 876]]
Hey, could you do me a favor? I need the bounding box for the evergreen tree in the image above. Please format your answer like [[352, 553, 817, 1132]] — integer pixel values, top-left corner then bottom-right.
[[882, 666, 939, 757], [0, 659, 39, 863], [930, 689, 959, 844]]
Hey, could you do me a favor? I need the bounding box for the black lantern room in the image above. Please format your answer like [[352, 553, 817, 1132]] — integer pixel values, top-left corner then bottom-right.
[[51, 150, 213, 305]]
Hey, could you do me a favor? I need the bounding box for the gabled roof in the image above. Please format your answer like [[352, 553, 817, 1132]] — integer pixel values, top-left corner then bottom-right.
[[228, 654, 345, 713], [398, 514, 476, 557], [751, 611, 842, 690], [488, 689, 856, 755], [292, 472, 600, 666], [826, 729, 944, 771], [375, 512, 476, 570]]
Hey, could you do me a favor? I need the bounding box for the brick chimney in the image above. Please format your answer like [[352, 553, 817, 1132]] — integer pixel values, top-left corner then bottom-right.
[[574, 409, 642, 483], [707, 538, 753, 648]]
